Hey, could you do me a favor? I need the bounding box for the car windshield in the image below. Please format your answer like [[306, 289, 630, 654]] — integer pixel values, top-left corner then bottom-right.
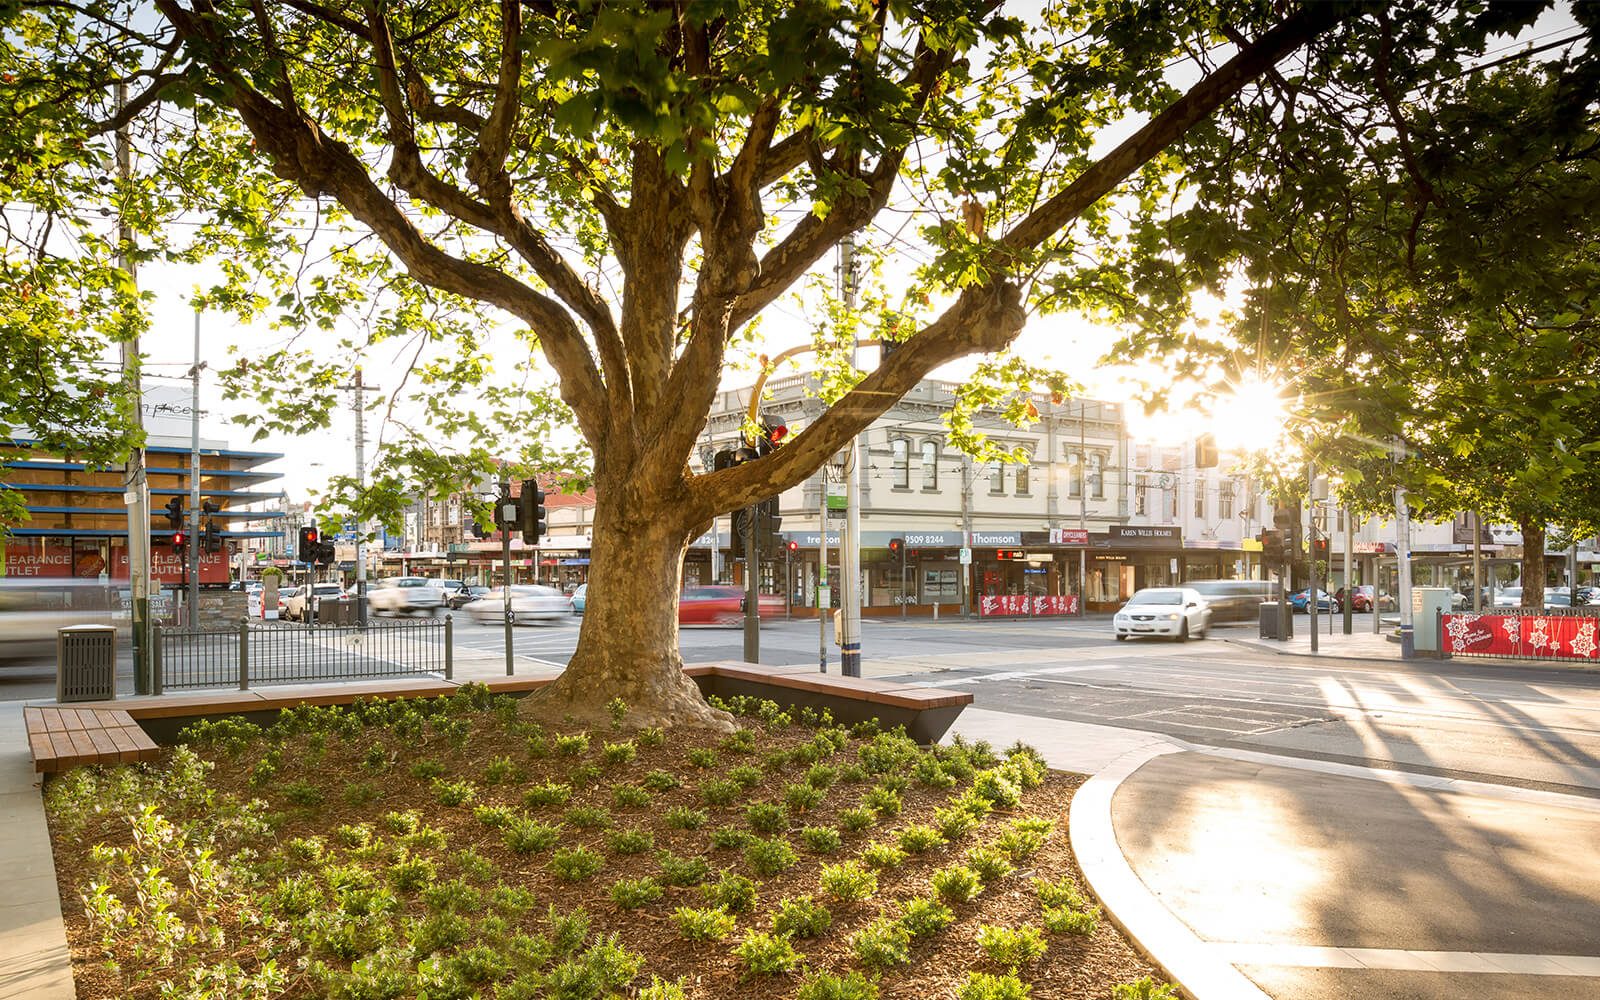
[[1128, 590, 1183, 606], [397, 579, 428, 587], [314, 585, 343, 594]]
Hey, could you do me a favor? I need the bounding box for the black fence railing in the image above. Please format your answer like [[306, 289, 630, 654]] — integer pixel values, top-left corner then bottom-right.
[[1439, 607, 1600, 663], [153, 617, 453, 693]]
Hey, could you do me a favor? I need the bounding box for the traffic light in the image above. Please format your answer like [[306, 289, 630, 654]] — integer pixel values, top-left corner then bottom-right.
[[520, 478, 547, 544], [201, 499, 220, 515], [888, 537, 905, 559], [1195, 433, 1218, 469], [759, 497, 782, 555], [202, 520, 222, 553], [786, 540, 799, 554], [315, 540, 335, 566], [298, 526, 320, 563], [171, 530, 187, 553], [1259, 529, 1284, 566], [163, 497, 184, 531], [1273, 506, 1295, 530], [752, 413, 788, 457], [470, 520, 489, 540], [1311, 537, 1329, 560], [731, 506, 752, 558]]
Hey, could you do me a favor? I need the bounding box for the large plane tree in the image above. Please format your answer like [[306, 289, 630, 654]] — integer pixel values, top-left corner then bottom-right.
[[1, 1, 1555, 724]]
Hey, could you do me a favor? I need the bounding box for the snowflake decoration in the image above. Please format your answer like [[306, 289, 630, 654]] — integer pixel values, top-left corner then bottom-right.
[[1500, 615, 1520, 644], [1569, 620, 1598, 660], [1528, 616, 1558, 653], [1444, 614, 1478, 652]]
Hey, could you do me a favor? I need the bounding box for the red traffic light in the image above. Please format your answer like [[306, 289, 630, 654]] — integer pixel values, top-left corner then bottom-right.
[[887, 537, 904, 556], [171, 531, 186, 549], [305, 528, 319, 543], [786, 540, 799, 553]]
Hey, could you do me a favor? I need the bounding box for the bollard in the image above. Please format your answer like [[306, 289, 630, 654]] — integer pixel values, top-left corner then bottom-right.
[[445, 614, 454, 680], [239, 618, 250, 690], [152, 625, 164, 696]]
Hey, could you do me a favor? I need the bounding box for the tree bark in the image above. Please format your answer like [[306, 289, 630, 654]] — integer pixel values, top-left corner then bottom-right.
[[526, 470, 733, 731], [1520, 518, 1546, 610]]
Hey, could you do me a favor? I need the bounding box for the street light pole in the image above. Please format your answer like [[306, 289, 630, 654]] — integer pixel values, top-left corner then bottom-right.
[[188, 308, 202, 626], [839, 235, 863, 677]]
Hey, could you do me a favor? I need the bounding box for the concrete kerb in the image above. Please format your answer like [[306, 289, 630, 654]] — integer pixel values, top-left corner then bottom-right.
[[1069, 742, 1274, 1000]]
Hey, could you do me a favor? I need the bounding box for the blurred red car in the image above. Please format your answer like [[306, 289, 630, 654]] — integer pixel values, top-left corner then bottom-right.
[[679, 585, 783, 626]]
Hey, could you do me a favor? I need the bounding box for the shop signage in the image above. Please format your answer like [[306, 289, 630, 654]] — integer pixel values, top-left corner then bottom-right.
[[1353, 541, 1391, 554], [1109, 525, 1181, 546], [969, 531, 1023, 546], [902, 531, 963, 547], [1048, 528, 1090, 545]]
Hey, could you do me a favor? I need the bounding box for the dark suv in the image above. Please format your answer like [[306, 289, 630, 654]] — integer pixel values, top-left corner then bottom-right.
[[1187, 579, 1275, 623]]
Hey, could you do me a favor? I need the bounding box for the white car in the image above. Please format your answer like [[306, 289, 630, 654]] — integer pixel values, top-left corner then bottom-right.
[[1113, 587, 1211, 641], [367, 576, 447, 616], [467, 585, 574, 625], [284, 583, 347, 621]]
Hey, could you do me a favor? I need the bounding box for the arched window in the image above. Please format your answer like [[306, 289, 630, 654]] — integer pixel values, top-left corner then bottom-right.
[[920, 441, 938, 490], [891, 438, 909, 489]]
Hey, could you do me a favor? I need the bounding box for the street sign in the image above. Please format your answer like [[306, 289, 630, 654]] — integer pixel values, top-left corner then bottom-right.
[[817, 585, 831, 609], [959, 547, 972, 565]]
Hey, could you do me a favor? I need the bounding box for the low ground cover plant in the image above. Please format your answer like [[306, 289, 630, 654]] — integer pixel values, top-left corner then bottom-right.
[[45, 685, 1168, 999]]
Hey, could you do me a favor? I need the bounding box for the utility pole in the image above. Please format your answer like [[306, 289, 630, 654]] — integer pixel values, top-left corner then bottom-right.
[[499, 477, 516, 675], [187, 308, 202, 626], [1079, 402, 1088, 618], [1343, 504, 1354, 635], [1396, 485, 1413, 632], [743, 508, 759, 662], [1472, 511, 1483, 613], [839, 235, 863, 677], [1308, 464, 1319, 653], [960, 454, 973, 620], [819, 467, 829, 673], [354, 368, 368, 623], [115, 82, 154, 692]]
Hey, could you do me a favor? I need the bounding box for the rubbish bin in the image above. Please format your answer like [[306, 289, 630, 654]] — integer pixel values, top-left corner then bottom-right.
[[321, 599, 359, 625], [1259, 602, 1294, 640], [57, 624, 117, 702]]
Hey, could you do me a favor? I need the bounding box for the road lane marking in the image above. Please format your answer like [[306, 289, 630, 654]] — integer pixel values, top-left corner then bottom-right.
[[918, 663, 1115, 687]]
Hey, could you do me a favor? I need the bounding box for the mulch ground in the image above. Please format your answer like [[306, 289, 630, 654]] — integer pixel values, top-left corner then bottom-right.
[[46, 697, 1164, 999]]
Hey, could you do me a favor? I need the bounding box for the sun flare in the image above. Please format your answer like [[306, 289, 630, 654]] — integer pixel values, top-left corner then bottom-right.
[[1209, 378, 1289, 453]]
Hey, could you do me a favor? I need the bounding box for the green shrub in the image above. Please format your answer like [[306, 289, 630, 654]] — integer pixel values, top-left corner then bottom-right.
[[744, 836, 798, 876], [838, 762, 869, 783], [838, 807, 877, 833], [784, 782, 825, 813], [339, 780, 378, 807], [686, 747, 719, 769], [745, 801, 788, 833], [700, 779, 741, 807], [609, 876, 665, 909], [637, 976, 688, 1000], [1111, 977, 1178, 1000], [547, 905, 591, 954], [643, 769, 681, 792], [453, 848, 497, 883], [570, 763, 604, 786], [523, 782, 573, 808], [761, 749, 791, 772], [410, 910, 471, 957], [333, 823, 373, 849], [1043, 904, 1099, 935], [665, 806, 709, 830], [799, 825, 842, 853], [423, 878, 483, 913], [709, 825, 751, 849], [554, 733, 590, 756], [607, 828, 654, 855], [861, 786, 902, 816], [875, 773, 910, 794], [805, 763, 840, 789], [770, 895, 831, 938], [913, 755, 958, 789], [549, 846, 604, 881], [409, 759, 446, 780], [503, 817, 562, 854], [608, 697, 629, 728], [898, 824, 946, 854], [858, 732, 920, 774], [734, 930, 801, 977], [1003, 745, 1047, 788], [602, 740, 637, 766], [656, 851, 711, 887], [995, 817, 1053, 859], [282, 781, 325, 807], [482, 755, 520, 785], [637, 726, 666, 748], [796, 970, 879, 1000], [934, 804, 982, 841], [860, 841, 908, 871], [970, 770, 1023, 809], [472, 803, 516, 828], [898, 896, 956, 938], [267, 873, 324, 917], [850, 917, 912, 970], [388, 854, 438, 894], [977, 924, 1047, 967], [564, 805, 612, 829], [819, 860, 878, 902], [720, 728, 758, 754], [613, 784, 652, 809], [956, 972, 1031, 1000], [432, 779, 476, 807], [966, 845, 1016, 883], [671, 905, 737, 942], [700, 871, 759, 913], [1033, 877, 1087, 911], [728, 764, 764, 790], [931, 864, 983, 904]]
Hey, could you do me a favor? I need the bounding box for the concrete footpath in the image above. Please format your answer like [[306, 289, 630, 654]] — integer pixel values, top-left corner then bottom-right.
[[0, 702, 73, 1000], [949, 708, 1600, 1000]]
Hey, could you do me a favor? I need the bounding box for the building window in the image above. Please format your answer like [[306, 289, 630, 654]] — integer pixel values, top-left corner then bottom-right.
[[1016, 461, 1030, 496], [1088, 453, 1104, 499], [1065, 450, 1082, 498], [1135, 474, 1149, 515], [1336, 507, 1345, 533], [1219, 482, 1234, 520], [989, 462, 1005, 494], [921, 441, 938, 490], [1135, 444, 1151, 469], [891, 439, 909, 489], [1167, 484, 1179, 519], [1194, 485, 1205, 519]]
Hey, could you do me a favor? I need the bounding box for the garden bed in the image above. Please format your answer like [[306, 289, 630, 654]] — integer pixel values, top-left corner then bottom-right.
[[45, 685, 1172, 1000]]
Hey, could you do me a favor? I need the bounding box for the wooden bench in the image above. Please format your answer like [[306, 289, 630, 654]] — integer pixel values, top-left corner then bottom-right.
[[25, 706, 162, 773], [26, 662, 972, 771]]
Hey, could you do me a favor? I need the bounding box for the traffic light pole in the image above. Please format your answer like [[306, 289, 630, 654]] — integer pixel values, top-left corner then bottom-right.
[[116, 82, 154, 693], [743, 507, 759, 663], [188, 308, 202, 627], [500, 478, 514, 677], [838, 235, 863, 678], [1308, 464, 1319, 654]]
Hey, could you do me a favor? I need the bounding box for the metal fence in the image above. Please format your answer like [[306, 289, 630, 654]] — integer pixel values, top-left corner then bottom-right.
[[153, 616, 453, 692], [1439, 606, 1600, 663]]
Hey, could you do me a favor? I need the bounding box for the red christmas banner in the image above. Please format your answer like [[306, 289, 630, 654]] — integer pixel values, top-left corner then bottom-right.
[[1442, 613, 1600, 661], [978, 594, 1080, 617]]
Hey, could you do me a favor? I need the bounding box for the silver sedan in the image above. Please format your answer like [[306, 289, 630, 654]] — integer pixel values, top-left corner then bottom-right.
[[1113, 587, 1211, 641], [467, 585, 574, 625]]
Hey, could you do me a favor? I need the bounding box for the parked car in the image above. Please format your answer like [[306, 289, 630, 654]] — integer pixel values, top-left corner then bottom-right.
[[284, 582, 348, 621], [1112, 587, 1211, 641], [571, 583, 587, 615], [1186, 580, 1273, 623], [679, 585, 783, 627], [1491, 586, 1523, 608], [1288, 588, 1338, 614], [467, 585, 574, 625], [445, 585, 491, 610], [367, 576, 447, 616]]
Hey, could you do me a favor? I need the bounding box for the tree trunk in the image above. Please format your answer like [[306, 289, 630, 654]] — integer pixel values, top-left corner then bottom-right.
[[1520, 518, 1545, 610], [527, 479, 733, 731]]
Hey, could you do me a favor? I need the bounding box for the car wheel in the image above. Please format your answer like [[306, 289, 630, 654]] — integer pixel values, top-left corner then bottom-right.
[[1114, 634, 1127, 641], [1176, 620, 1189, 642]]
